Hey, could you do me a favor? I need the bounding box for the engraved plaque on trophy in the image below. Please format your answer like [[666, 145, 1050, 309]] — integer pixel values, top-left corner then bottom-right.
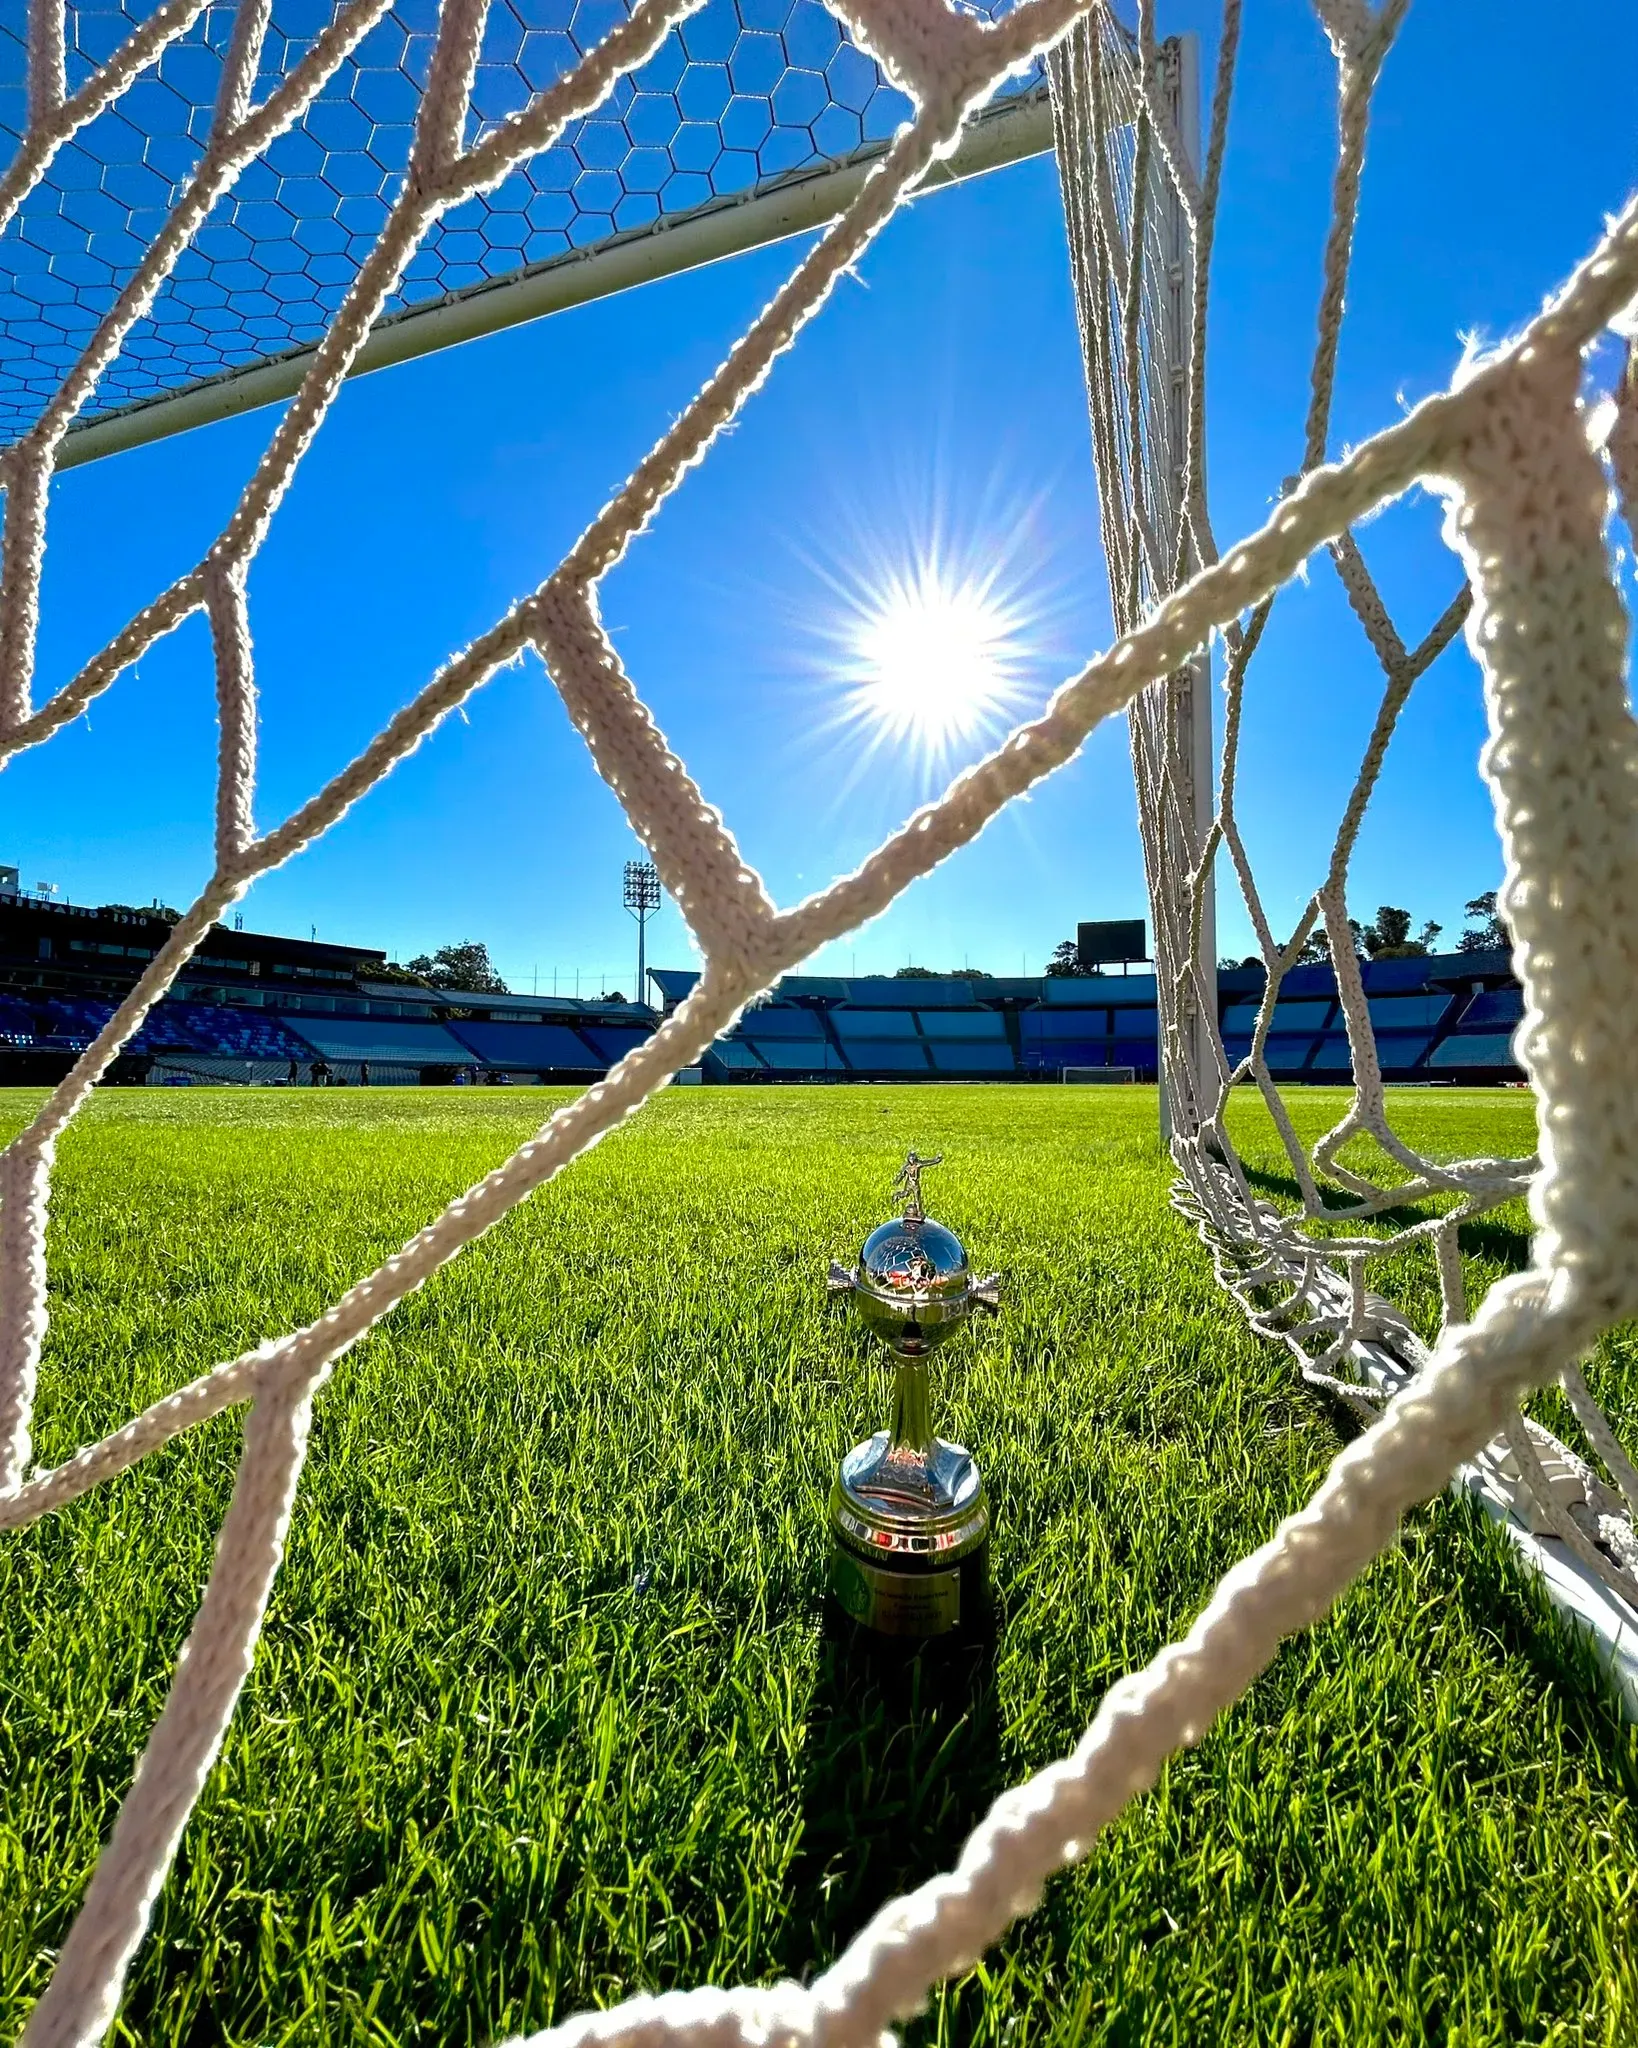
[[825, 1152, 1002, 1639]]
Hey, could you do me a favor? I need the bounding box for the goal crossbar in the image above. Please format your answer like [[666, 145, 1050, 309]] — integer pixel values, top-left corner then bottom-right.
[[55, 85, 1051, 472]]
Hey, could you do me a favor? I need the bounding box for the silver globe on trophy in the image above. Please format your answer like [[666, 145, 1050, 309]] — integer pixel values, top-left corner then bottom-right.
[[826, 1151, 1002, 1639]]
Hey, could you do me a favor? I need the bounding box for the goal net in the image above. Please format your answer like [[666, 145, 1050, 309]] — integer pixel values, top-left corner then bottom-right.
[[1048, 0, 1638, 1636], [3, 0, 1638, 2042]]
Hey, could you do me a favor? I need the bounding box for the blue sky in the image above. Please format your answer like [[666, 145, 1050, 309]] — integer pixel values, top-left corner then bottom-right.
[[9, 0, 1638, 994]]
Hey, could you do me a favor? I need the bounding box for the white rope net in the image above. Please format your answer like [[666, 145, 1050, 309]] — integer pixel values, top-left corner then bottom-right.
[[1048, 1, 1638, 1609], [2, 0, 1637, 2041]]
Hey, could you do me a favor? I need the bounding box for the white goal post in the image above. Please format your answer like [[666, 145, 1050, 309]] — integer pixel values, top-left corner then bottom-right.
[[1063, 1064, 1136, 1083]]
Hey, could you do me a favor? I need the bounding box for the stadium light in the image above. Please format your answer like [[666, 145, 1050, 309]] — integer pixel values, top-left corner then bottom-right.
[[623, 860, 661, 1006]]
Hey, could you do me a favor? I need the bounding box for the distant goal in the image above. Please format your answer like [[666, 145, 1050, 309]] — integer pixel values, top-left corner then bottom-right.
[[1063, 1064, 1135, 1084]]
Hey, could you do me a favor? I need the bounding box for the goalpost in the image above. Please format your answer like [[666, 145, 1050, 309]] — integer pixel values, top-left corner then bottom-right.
[[3, 0, 1638, 2042]]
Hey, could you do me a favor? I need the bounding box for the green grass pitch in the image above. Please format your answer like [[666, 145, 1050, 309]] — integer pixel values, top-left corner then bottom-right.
[[1, 1083, 1635, 2046]]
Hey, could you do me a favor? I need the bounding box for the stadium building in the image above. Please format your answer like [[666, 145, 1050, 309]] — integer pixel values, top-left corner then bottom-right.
[[0, 886, 654, 1087], [0, 880, 1525, 1088]]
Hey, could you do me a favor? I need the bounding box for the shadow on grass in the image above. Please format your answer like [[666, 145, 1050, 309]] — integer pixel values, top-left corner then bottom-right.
[[1240, 1164, 1533, 1273], [1433, 1491, 1638, 1802], [1241, 1162, 1438, 1234], [1232, 1172, 1625, 1773], [779, 1607, 1003, 1986]]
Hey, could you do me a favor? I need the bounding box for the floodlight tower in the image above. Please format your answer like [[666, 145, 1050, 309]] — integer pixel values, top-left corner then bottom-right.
[[623, 859, 661, 1006]]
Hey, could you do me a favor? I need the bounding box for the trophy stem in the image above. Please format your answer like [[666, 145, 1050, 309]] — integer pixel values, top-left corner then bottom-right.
[[888, 1356, 933, 1458]]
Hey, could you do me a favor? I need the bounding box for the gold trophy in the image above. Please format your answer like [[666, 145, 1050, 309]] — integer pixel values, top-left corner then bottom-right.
[[826, 1152, 1001, 1638]]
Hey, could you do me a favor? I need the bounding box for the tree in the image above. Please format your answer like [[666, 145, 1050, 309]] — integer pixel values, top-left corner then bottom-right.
[[893, 965, 940, 979], [1045, 939, 1089, 978], [1358, 907, 1442, 960], [1458, 890, 1508, 953], [101, 901, 181, 924], [369, 960, 434, 986], [1296, 920, 1363, 964], [404, 941, 509, 993]]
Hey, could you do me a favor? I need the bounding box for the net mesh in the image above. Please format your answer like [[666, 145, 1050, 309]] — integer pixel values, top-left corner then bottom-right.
[[0, 0, 1042, 439], [1048, 1, 1638, 1608], [3, 0, 1638, 2040]]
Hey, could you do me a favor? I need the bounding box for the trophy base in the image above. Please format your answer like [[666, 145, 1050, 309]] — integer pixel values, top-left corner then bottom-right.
[[827, 1430, 991, 1641], [827, 1533, 991, 1641]]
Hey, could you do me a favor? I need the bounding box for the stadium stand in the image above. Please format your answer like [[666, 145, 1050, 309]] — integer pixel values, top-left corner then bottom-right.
[[289, 1017, 478, 1073], [926, 1041, 1017, 1075], [739, 1006, 830, 1038], [845, 1041, 933, 1075], [1366, 994, 1453, 1031], [750, 1042, 850, 1074], [1458, 986, 1524, 1028], [0, 885, 1530, 1088], [831, 1008, 920, 1040], [703, 1040, 766, 1078], [917, 1010, 1009, 1040], [1429, 1034, 1519, 1071], [0, 888, 661, 1086], [447, 1021, 602, 1074]]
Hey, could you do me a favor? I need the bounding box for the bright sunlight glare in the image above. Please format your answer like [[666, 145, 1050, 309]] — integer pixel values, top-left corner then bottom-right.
[[839, 554, 1033, 765]]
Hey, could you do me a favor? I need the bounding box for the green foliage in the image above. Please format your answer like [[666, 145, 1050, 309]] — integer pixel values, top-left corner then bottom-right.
[[403, 941, 509, 994], [1298, 908, 1446, 965], [0, 1085, 1633, 2046], [97, 902, 181, 924], [1460, 890, 1509, 954], [1044, 941, 1088, 977], [1361, 906, 1444, 960]]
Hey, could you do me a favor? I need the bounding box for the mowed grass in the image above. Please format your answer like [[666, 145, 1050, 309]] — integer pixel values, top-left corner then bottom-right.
[[1, 1083, 1635, 2047]]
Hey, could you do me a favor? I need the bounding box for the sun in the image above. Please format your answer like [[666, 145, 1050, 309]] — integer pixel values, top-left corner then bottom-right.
[[845, 559, 1030, 757]]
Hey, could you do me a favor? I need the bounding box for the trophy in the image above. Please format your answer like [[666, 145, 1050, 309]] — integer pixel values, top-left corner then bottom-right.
[[826, 1152, 1002, 1639]]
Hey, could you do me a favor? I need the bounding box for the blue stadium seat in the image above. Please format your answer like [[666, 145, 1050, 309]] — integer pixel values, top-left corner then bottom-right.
[[838, 1041, 931, 1073], [36, 997, 115, 1047], [1312, 1033, 1435, 1073], [163, 1005, 311, 1059], [1221, 999, 1333, 1035], [744, 1040, 847, 1072], [1459, 987, 1524, 1027], [287, 1017, 473, 1064], [735, 1006, 826, 1039], [915, 1010, 1008, 1041], [926, 1041, 1016, 1073], [1224, 1036, 1329, 1074], [831, 1009, 920, 1041], [1032, 1040, 1107, 1069], [1026, 1009, 1111, 1041], [706, 1040, 764, 1070], [449, 1022, 601, 1069], [1429, 1033, 1518, 1069], [1264, 1038, 1319, 1072], [580, 1025, 652, 1063], [1365, 994, 1451, 1031]]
